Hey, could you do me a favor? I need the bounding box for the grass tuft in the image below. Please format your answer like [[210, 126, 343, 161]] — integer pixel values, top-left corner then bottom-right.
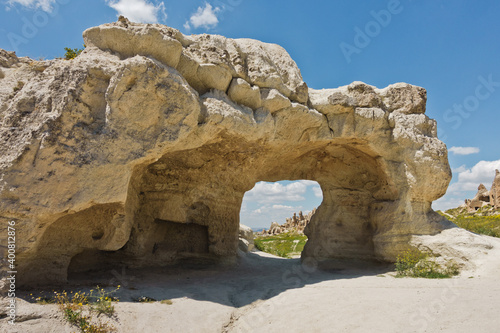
[[254, 232, 307, 258]]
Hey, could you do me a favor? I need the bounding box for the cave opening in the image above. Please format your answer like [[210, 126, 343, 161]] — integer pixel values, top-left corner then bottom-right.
[[151, 219, 210, 255], [48, 140, 399, 285], [240, 180, 323, 259]]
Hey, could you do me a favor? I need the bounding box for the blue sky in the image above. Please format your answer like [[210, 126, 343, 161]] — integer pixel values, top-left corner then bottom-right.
[[1, 0, 499, 228]]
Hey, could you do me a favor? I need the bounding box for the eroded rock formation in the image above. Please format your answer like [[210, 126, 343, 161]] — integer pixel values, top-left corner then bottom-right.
[[464, 169, 500, 212], [260, 209, 316, 235], [238, 224, 254, 252], [0, 18, 452, 286]]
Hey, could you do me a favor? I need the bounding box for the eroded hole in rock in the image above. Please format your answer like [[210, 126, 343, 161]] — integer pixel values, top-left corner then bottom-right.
[[240, 180, 323, 258], [67, 249, 115, 277], [91, 229, 105, 240], [152, 219, 209, 254]]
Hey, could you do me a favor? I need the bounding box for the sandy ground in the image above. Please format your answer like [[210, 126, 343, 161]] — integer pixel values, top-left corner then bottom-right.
[[2, 228, 500, 333]]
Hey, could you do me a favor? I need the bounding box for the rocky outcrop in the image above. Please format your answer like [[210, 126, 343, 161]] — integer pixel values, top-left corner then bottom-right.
[[491, 170, 500, 209], [260, 209, 316, 236], [238, 224, 254, 252], [0, 18, 452, 287], [464, 170, 500, 212]]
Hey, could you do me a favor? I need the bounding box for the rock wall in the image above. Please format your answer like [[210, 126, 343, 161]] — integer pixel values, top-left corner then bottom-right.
[[0, 18, 452, 286]]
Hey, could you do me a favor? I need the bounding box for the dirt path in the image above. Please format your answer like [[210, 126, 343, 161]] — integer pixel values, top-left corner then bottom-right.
[[2, 231, 500, 332]]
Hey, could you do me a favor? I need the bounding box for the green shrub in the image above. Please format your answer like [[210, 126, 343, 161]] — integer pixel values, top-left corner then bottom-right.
[[54, 286, 120, 332], [64, 46, 85, 60], [13, 81, 24, 92], [395, 249, 459, 279]]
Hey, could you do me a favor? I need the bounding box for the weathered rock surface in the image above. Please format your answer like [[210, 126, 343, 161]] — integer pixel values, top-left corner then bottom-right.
[[238, 224, 254, 252], [490, 170, 500, 209], [0, 18, 452, 287]]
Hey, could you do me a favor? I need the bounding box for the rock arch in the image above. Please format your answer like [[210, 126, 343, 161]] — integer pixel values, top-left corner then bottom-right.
[[0, 20, 452, 287]]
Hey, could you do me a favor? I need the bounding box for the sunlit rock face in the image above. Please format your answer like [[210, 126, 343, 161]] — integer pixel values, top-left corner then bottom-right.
[[0, 18, 451, 286]]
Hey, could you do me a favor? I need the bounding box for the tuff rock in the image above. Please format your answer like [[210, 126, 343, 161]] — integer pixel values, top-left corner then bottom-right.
[[0, 18, 452, 286], [260, 209, 316, 235], [238, 224, 254, 252]]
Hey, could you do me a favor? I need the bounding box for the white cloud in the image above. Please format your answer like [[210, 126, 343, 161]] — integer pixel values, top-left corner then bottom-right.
[[433, 159, 500, 211], [185, 3, 220, 30], [244, 181, 308, 204], [312, 185, 323, 198], [6, 0, 55, 12], [249, 204, 303, 222], [452, 164, 467, 173], [296, 180, 318, 186], [272, 204, 294, 210], [452, 160, 500, 192], [449, 146, 480, 155], [432, 196, 465, 211], [107, 0, 166, 24]]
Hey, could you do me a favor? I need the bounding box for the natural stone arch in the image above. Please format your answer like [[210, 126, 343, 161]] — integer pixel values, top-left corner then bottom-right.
[[0, 20, 452, 287], [117, 138, 398, 269]]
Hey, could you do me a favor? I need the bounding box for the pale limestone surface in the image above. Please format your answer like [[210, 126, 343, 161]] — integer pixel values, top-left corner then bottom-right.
[[0, 18, 453, 287], [1, 230, 500, 333], [238, 224, 254, 252]]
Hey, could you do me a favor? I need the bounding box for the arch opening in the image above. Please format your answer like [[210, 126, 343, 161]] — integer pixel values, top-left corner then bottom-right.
[[115, 138, 398, 270], [37, 138, 400, 283], [240, 180, 322, 258]]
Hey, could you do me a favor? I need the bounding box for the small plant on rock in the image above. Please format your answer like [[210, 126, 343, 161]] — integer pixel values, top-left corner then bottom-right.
[[89, 286, 119, 317], [13, 80, 24, 92], [64, 45, 85, 60], [54, 285, 120, 333]]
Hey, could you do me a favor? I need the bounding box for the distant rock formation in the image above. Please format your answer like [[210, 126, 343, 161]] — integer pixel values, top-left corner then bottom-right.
[[259, 209, 316, 236], [464, 170, 500, 212], [491, 170, 500, 209]]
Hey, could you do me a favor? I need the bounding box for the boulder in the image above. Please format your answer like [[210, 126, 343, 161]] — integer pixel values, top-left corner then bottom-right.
[[227, 78, 261, 110], [239, 224, 254, 252], [0, 19, 452, 287], [260, 88, 291, 113]]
